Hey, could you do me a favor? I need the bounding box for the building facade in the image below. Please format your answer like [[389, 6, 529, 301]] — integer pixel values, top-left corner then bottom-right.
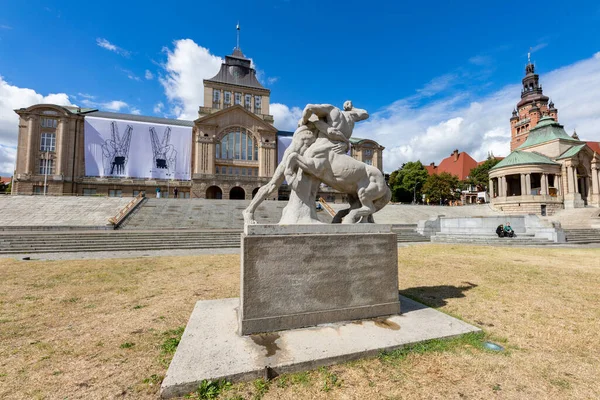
[[11, 47, 384, 201], [490, 59, 600, 215], [509, 61, 558, 151]]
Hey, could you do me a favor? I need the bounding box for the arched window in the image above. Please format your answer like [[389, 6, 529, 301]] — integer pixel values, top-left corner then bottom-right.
[[215, 128, 258, 161]]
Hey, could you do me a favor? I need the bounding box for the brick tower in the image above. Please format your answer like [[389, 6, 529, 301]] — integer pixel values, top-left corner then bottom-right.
[[510, 57, 558, 150]]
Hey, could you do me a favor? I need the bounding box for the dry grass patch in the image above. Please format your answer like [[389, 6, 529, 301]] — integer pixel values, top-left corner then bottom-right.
[[1, 245, 599, 399]]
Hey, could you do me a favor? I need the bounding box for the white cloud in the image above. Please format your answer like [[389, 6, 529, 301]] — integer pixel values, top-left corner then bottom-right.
[[80, 98, 128, 112], [353, 52, 600, 172], [0, 25, 12, 30], [153, 102, 164, 114], [96, 38, 130, 57], [0, 76, 73, 176], [118, 68, 140, 81], [0, 144, 16, 177], [103, 100, 128, 111], [145, 70, 154, 80], [130, 108, 141, 115], [77, 93, 95, 99], [267, 76, 279, 85], [270, 103, 302, 131], [159, 39, 222, 120]]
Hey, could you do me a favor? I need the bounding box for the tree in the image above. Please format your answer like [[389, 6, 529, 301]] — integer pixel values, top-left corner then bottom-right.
[[422, 172, 460, 204], [467, 156, 502, 189], [388, 161, 429, 203], [389, 161, 428, 203]]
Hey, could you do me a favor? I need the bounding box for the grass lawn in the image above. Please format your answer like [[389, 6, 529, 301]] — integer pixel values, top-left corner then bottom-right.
[[1, 245, 599, 399]]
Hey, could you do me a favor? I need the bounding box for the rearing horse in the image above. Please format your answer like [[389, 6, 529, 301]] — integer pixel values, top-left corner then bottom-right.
[[287, 136, 391, 223]]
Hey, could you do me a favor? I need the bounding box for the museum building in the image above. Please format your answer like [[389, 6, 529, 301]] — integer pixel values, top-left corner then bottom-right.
[[11, 47, 384, 201], [489, 60, 600, 215]]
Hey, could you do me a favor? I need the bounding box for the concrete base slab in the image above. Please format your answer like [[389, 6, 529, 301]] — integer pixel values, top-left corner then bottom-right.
[[160, 296, 481, 399]]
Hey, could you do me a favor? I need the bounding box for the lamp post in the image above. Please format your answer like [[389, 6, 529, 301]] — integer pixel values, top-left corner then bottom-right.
[[413, 181, 421, 204]]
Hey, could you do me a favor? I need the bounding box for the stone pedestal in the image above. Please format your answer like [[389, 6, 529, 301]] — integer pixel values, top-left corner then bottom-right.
[[239, 224, 400, 335]]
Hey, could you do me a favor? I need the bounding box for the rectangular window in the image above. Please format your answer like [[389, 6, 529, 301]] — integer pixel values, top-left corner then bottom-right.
[[228, 134, 234, 159], [83, 188, 97, 196], [215, 166, 220, 174], [109, 189, 122, 197], [39, 159, 54, 175], [234, 168, 239, 175], [235, 131, 240, 159], [235, 93, 241, 105], [254, 96, 262, 114], [221, 139, 227, 159], [364, 159, 373, 166], [215, 143, 220, 159], [247, 136, 253, 160], [224, 91, 231, 106], [241, 133, 247, 160], [254, 168, 258, 176], [228, 167, 233, 175], [40, 118, 57, 128], [40, 133, 56, 152], [33, 185, 47, 195], [364, 149, 373, 156], [212, 90, 221, 109], [245, 94, 252, 110], [241, 168, 246, 176]]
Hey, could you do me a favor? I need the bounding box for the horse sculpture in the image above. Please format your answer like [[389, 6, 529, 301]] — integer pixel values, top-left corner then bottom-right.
[[286, 136, 391, 224]]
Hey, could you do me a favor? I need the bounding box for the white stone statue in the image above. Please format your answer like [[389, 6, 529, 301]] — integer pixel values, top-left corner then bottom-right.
[[243, 101, 390, 224]]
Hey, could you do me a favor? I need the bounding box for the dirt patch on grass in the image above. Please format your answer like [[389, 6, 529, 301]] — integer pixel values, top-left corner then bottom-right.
[[0, 245, 599, 399]]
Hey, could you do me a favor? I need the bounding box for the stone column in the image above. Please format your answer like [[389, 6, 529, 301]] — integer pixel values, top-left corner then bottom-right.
[[55, 118, 65, 176], [556, 174, 562, 196], [541, 174, 548, 195], [25, 116, 36, 174], [567, 166, 575, 193], [592, 166, 599, 195], [489, 179, 493, 197], [520, 174, 526, 196], [573, 167, 579, 193], [501, 176, 507, 197], [525, 174, 531, 196]]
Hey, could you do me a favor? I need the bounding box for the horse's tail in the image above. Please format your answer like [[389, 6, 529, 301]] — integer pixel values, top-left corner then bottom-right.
[[373, 185, 392, 212]]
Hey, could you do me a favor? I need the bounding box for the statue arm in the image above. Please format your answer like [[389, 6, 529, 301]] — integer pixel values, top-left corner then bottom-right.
[[300, 104, 336, 125], [352, 108, 369, 122]]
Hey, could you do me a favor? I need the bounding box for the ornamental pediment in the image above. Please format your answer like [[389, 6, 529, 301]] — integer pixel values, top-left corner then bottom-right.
[[194, 105, 277, 136]]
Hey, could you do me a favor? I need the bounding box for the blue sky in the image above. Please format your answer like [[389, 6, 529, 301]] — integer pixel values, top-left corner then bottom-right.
[[1, 0, 600, 175]]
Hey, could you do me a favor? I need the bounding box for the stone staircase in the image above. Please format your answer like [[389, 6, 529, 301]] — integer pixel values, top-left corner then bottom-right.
[[0, 195, 132, 230], [0, 226, 431, 254], [542, 207, 600, 229], [120, 199, 332, 230], [431, 233, 555, 246], [563, 229, 600, 244], [0, 230, 241, 254], [392, 224, 430, 243]]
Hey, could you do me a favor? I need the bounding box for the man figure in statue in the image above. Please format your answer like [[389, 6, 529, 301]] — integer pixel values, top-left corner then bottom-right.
[[285, 100, 368, 185], [243, 101, 368, 225]]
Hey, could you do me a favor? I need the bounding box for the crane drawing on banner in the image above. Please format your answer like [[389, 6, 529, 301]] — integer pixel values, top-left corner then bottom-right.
[[101, 121, 133, 175], [149, 126, 177, 172]]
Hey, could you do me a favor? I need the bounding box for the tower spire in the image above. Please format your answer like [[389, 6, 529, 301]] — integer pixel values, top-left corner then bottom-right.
[[236, 22, 240, 50]]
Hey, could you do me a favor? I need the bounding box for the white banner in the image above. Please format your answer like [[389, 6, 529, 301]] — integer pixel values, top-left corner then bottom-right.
[[84, 116, 192, 180]]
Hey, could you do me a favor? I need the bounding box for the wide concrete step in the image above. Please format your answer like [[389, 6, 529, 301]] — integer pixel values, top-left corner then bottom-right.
[[0, 243, 240, 254], [563, 229, 600, 243]]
